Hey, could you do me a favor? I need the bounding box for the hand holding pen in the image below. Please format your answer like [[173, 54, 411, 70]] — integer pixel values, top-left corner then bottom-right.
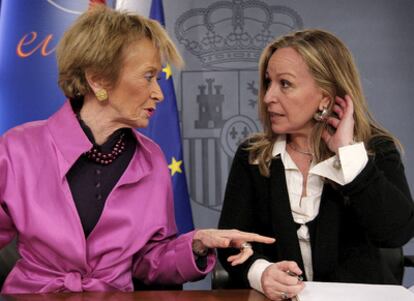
[[261, 261, 305, 300]]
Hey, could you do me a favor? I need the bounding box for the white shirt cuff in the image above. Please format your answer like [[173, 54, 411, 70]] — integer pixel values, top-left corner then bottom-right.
[[247, 259, 273, 293], [311, 142, 368, 185]]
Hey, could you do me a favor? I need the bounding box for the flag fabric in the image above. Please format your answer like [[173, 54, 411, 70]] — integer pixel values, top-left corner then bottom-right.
[[138, 0, 194, 234]]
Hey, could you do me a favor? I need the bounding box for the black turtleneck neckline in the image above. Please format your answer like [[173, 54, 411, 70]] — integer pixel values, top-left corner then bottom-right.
[[66, 98, 137, 237]]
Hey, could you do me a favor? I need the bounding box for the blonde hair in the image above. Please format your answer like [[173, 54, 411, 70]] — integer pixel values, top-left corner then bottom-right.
[[56, 5, 183, 98], [249, 29, 400, 177]]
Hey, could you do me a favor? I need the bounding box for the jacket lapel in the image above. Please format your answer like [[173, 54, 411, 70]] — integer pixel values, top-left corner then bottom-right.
[[268, 157, 305, 273], [311, 184, 340, 280]]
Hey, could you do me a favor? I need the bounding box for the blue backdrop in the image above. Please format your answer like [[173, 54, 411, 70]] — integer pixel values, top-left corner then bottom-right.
[[0, 1, 90, 133]]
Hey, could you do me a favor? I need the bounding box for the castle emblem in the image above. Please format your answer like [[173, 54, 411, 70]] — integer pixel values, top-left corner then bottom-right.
[[195, 79, 225, 129], [176, 0, 304, 211]]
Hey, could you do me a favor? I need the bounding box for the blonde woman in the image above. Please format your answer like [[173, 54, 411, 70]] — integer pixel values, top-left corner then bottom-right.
[[218, 29, 414, 301]]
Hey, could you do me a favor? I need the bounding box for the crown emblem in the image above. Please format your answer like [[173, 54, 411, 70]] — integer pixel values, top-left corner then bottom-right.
[[175, 0, 303, 69]]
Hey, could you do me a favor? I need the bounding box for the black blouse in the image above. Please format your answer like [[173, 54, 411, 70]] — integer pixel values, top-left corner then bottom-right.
[[66, 117, 136, 237]]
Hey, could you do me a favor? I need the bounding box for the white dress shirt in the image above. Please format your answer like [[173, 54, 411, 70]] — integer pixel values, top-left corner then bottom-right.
[[247, 135, 368, 293]]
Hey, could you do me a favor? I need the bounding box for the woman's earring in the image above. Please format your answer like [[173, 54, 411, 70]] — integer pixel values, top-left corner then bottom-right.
[[95, 89, 108, 101], [313, 107, 329, 122]]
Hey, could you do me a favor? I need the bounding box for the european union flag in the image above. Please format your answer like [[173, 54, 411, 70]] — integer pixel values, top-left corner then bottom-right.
[[139, 0, 194, 234]]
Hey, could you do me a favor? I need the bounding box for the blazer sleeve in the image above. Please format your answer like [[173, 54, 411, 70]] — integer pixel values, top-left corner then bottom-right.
[[339, 138, 414, 247], [132, 160, 215, 285], [218, 142, 270, 287], [132, 230, 215, 285], [0, 136, 17, 249]]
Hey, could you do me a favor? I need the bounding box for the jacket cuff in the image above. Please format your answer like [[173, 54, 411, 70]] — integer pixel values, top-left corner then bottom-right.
[[174, 231, 216, 281], [340, 158, 378, 196]]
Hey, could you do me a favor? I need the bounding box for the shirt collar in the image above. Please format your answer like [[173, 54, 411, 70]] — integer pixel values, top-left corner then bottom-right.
[[271, 135, 298, 170], [116, 130, 154, 185], [271, 134, 286, 158], [46, 101, 153, 183]]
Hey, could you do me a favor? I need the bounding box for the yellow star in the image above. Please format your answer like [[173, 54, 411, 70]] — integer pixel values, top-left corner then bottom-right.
[[162, 63, 172, 79], [168, 157, 182, 176]]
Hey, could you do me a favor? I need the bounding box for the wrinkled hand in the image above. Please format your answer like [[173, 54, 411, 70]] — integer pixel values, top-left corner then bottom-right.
[[321, 95, 355, 154], [261, 261, 305, 300], [193, 229, 275, 266]]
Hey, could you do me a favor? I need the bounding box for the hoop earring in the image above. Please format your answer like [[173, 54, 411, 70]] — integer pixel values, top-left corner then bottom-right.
[[95, 89, 108, 101], [313, 107, 328, 122]]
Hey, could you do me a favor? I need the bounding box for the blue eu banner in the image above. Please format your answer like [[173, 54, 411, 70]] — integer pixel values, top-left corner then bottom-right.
[[0, 1, 90, 134], [139, 0, 194, 234]]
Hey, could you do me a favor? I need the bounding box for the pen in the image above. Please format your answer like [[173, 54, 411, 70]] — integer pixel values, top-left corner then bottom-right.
[[286, 270, 303, 282]]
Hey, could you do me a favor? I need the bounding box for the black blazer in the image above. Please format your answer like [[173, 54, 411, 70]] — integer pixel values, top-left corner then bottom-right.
[[218, 138, 414, 286]]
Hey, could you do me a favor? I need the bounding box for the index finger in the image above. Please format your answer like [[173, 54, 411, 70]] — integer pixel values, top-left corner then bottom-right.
[[340, 94, 354, 118], [225, 231, 276, 244], [248, 233, 276, 244], [344, 94, 354, 111]]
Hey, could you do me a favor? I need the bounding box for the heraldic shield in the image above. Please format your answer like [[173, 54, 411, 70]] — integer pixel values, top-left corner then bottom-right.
[[181, 70, 261, 211], [176, 0, 303, 211]]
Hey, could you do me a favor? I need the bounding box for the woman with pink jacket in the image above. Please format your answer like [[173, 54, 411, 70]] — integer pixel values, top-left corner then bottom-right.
[[0, 6, 274, 294]]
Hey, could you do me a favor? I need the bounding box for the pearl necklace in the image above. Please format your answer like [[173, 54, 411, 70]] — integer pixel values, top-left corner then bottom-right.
[[84, 133, 125, 165]]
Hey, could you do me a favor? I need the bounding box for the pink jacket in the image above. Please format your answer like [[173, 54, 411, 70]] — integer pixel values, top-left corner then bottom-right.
[[0, 102, 215, 294]]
